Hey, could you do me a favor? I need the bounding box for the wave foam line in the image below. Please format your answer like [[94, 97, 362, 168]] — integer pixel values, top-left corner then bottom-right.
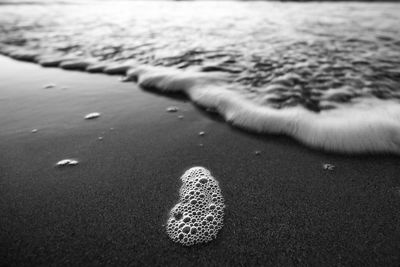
[[1, 47, 400, 154], [127, 66, 400, 155]]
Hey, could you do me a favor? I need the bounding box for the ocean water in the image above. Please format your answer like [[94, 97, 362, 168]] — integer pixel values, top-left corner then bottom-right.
[[1, 1, 400, 154]]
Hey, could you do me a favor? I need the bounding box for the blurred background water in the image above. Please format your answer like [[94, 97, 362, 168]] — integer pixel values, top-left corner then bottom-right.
[[0, 0, 399, 111]]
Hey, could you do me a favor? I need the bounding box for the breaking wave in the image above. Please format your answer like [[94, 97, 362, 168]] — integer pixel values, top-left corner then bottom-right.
[[1, 1, 400, 154], [127, 65, 400, 154]]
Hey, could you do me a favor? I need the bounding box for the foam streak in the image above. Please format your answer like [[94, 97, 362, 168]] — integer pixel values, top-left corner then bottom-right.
[[128, 66, 400, 154]]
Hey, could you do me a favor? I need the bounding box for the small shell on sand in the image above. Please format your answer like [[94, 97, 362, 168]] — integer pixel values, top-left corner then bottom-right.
[[199, 131, 205, 136], [254, 150, 261, 155], [84, 112, 101, 119], [98, 137, 103, 140], [323, 163, 335, 170], [166, 106, 179, 112], [31, 129, 38, 133], [56, 159, 79, 166]]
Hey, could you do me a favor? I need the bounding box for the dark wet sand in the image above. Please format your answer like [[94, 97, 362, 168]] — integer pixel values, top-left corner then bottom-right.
[[1, 55, 400, 266]]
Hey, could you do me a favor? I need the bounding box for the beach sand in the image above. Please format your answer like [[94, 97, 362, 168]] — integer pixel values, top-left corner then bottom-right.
[[1, 55, 400, 266]]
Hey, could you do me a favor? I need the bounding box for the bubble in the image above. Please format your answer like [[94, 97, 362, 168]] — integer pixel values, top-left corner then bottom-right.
[[174, 212, 183, 220], [206, 215, 214, 221], [199, 178, 208, 184], [182, 226, 190, 234]]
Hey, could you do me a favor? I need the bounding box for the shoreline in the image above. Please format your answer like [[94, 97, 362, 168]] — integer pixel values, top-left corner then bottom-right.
[[1, 56, 400, 266], [2, 48, 400, 155]]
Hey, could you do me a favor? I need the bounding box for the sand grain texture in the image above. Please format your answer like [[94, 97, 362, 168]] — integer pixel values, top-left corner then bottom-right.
[[1, 56, 400, 266]]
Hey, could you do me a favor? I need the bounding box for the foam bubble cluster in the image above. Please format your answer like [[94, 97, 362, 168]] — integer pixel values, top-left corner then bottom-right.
[[166, 167, 225, 246]]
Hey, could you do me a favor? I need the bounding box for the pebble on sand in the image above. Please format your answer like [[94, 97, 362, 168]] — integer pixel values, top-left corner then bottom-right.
[[43, 83, 56, 89], [166, 106, 179, 112], [84, 112, 101, 120], [323, 163, 335, 170], [199, 131, 205, 136], [31, 129, 38, 133], [56, 159, 79, 167], [178, 115, 184, 119], [254, 150, 261, 155], [98, 137, 103, 140]]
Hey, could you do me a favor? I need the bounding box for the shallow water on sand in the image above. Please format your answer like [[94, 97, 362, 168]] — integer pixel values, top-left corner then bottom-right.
[[1, 1, 400, 154], [0, 1, 399, 112]]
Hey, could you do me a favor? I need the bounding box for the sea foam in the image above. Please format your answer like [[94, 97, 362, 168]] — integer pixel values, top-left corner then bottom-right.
[[2, 44, 400, 154], [166, 167, 225, 246], [127, 65, 400, 154], [1, 2, 400, 154]]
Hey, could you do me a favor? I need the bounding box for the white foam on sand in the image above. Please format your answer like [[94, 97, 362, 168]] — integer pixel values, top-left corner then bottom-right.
[[166, 166, 225, 246], [127, 65, 400, 154]]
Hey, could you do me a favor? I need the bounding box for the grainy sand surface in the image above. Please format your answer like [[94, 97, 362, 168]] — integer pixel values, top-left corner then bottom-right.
[[1, 56, 400, 266]]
